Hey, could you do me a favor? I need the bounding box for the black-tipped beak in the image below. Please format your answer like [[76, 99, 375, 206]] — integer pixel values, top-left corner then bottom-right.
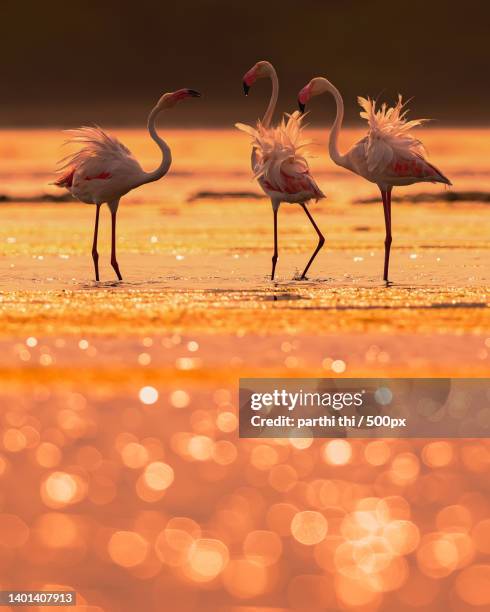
[[187, 89, 201, 97], [298, 100, 305, 114], [243, 81, 250, 96]]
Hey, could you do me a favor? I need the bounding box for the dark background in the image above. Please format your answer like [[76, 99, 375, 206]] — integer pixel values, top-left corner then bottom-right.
[[1, 0, 488, 126]]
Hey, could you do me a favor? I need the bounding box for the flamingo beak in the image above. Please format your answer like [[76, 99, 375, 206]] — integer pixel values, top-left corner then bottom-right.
[[298, 85, 310, 114], [186, 89, 201, 97], [243, 81, 250, 96]]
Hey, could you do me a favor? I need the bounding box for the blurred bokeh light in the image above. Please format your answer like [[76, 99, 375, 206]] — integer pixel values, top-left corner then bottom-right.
[[0, 377, 488, 611]]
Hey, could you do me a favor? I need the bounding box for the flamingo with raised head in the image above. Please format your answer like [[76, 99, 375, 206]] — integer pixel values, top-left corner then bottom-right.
[[298, 78, 451, 283], [236, 61, 325, 281], [54, 88, 201, 281]]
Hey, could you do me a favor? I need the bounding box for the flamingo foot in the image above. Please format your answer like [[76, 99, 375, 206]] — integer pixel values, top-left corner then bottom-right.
[[111, 259, 123, 281]]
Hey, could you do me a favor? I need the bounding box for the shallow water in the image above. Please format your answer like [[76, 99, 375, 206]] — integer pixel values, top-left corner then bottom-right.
[[0, 128, 489, 366], [1, 127, 489, 362]]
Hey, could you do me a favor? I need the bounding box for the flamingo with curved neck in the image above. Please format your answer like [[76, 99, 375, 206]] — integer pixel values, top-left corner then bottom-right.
[[298, 77, 451, 283], [54, 88, 200, 281], [242, 61, 278, 174], [141, 104, 173, 185], [238, 61, 326, 281]]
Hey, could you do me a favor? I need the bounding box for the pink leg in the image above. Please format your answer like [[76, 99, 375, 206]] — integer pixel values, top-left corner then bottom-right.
[[110, 208, 123, 281], [381, 187, 392, 282], [300, 203, 325, 280], [92, 204, 101, 281], [271, 205, 279, 281]]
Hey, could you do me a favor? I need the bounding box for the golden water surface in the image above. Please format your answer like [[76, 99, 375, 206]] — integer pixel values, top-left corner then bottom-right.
[[0, 128, 489, 611]]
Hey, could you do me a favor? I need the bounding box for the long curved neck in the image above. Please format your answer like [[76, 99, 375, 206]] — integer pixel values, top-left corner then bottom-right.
[[143, 106, 172, 184], [262, 66, 279, 128], [324, 81, 346, 168]]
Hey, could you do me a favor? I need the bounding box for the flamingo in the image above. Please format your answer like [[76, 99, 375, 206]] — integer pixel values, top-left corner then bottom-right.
[[235, 61, 325, 281], [54, 88, 201, 281], [297, 77, 451, 283]]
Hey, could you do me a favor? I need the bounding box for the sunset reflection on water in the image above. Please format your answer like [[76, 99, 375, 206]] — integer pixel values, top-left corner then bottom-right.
[[0, 380, 489, 611], [0, 128, 489, 611]]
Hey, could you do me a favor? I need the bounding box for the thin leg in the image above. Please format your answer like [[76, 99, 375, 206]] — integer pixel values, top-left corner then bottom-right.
[[299, 203, 325, 280], [271, 204, 279, 280], [110, 207, 123, 281], [92, 204, 101, 281], [382, 187, 392, 282]]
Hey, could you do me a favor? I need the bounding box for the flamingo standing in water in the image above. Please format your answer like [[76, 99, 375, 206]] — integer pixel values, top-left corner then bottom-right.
[[236, 61, 325, 281], [54, 88, 201, 281], [297, 77, 451, 282]]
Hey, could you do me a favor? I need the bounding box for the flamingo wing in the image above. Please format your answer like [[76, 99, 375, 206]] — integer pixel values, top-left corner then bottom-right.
[[265, 158, 324, 199], [358, 95, 428, 174], [355, 96, 451, 186], [56, 126, 143, 187], [383, 151, 451, 184], [236, 111, 323, 199], [53, 167, 76, 188]]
